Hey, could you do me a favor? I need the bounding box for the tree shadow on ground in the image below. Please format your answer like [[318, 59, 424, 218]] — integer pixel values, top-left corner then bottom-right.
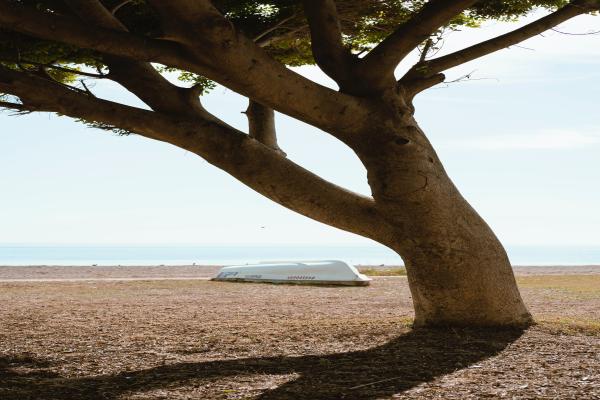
[[0, 327, 525, 400]]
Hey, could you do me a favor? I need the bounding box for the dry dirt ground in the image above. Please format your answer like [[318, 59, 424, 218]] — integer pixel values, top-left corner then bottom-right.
[[0, 266, 599, 399]]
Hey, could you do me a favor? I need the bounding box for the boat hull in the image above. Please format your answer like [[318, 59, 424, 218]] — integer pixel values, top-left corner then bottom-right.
[[212, 260, 371, 286], [212, 277, 370, 286]]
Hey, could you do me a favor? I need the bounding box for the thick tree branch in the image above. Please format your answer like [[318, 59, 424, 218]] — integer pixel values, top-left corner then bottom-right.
[[246, 99, 285, 155], [357, 0, 478, 88], [62, 0, 214, 121], [302, 0, 355, 87], [144, 0, 371, 139], [0, 65, 393, 243], [413, 0, 600, 77], [0, 0, 369, 139], [146, 1, 220, 33], [63, 0, 126, 30]]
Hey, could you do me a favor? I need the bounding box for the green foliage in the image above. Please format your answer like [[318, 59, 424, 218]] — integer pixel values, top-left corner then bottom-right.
[[154, 66, 216, 94], [470, 0, 569, 20], [215, 0, 571, 63], [75, 119, 135, 136], [0, 29, 104, 84]]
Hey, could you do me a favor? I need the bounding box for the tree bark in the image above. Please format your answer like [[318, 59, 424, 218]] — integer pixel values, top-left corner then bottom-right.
[[351, 103, 532, 327]]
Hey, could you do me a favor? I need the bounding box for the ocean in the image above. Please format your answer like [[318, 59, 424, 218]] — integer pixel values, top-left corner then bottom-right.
[[1, 244, 600, 266]]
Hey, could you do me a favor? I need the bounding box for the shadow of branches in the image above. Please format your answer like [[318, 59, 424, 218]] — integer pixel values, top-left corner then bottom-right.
[[0, 327, 525, 399]]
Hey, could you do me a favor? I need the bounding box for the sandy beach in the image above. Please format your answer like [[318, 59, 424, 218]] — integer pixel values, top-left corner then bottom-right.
[[1, 265, 599, 399]]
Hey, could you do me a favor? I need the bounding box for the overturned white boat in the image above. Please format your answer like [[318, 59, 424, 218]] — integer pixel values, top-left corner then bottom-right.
[[212, 260, 371, 286]]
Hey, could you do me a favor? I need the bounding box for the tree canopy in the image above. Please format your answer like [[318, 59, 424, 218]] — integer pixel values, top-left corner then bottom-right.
[[0, 0, 580, 91]]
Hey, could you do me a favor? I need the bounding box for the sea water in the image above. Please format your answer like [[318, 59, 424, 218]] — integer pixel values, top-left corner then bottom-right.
[[1, 244, 600, 266]]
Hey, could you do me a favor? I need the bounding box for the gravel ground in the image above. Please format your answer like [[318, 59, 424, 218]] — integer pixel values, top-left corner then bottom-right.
[[0, 267, 598, 399], [0, 265, 599, 280]]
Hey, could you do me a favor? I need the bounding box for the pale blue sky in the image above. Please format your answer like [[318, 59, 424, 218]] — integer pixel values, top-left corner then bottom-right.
[[1, 12, 599, 246]]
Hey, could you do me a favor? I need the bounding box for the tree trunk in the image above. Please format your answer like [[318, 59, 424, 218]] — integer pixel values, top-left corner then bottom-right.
[[353, 107, 533, 327]]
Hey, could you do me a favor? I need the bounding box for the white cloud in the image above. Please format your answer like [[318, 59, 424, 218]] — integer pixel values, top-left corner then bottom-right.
[[452, 130, 600, 150]]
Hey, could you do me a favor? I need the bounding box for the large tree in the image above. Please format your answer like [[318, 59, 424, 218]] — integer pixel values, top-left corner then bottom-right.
[[1, 0, 598, 327]]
